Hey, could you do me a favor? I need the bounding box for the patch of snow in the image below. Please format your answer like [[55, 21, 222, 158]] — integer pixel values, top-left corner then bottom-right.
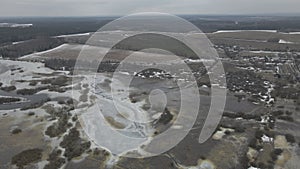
[[212, 127, 234, 140], [214, 30, 277, 34], [20, 44, 68, 59], [287, 32, 300, 35], [11, 24, 33, 28], [0, 59, 56, 87], [261, 116, 270, 123], [171, 125, 183, 129], [248, 166, 260, 169], [279, 39, 294, 44], [261, 134, 273, 143], [56, 32, 91, 38], [0, 23, 33, 28], [249, 50, 281, 54], [12, 40, 26, 45], [152, 113, 162, 119], [184, 59, 214, 63]]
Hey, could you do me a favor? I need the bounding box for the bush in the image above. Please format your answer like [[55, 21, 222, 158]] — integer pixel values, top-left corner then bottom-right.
[[72, 115, 78, 122], [11, 128, 22, 134], [45, 113, 69, 138], [249, 138, 258, 149], [267, 38, 280, 43], [270, 149, 283, 161], [273, 149, 283, 155], [11, 149, 43, 168], [157, 108, 173, 125], [29, 81, 38, 86], [223, 112, 239, 118], [255, 130, 264, 139], [51, 76, 69, 86], [0, 97, 21, 104], [17, 86, 48, 95], [242, 113, 262, 121], [285, 134, 296, 143], [41, 78, 53, 84], [278, 116, 294, 122], [1, 86, 16, 92], [28, 112, 35, 116], [272, 110, 284, 116], [224, 130, 231, 135], [270, 151, 278, 160], [66, 99, 73, 105], [60, 128, 91, 160], [21, 98, 50, 110], [285, 111, 293, 116], [234, 125, 245, 133], [58, 100, 65, 104], [44, 149, 65, 169]]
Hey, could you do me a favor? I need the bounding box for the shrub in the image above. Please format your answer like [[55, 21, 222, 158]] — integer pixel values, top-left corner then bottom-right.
[[278, 116, 294, 122], [157, 108, 173, 125], [51, 76, 69, 86], [224, 130, 231, 135], [58, 100, 65, 104], [235, 125, 245, 133], [44, 149, 65, 169], [0, 97, 21, 104], [255, 130, 264, 139], [1, 86, 16, 92], [17, 86, 48, 95], [270, 152, 278, 160], [273, 149, 283, 155], [272, 111, 284, 116], [60, 128, 91, 160], [11, 128, 22, 134], [242, 113, 261, 121], [249, 138, 258, 149], [28, 112, 35, 116], [11, 149, 43, 168], [270, 149, 282, 161], [29, 81, 38, 86], [285, 111, 293, 116], [285, 134, 296, 143], [223, 112, 239, 118]]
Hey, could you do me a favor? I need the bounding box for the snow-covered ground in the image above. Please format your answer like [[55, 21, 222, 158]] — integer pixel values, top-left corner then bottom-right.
[[249, 50, 283, 54], [213, 30, 277, 34], [77, 73, 154, 156], [0, 23, 33, 28], [55, 32, 92, 38], [282, 32, 300, 35], [12, 40, 26, 45], [0, 59, 165, 158], [0, 59, 57, 87], [20, 44, 69, 60], [279, 39, 294, 44]]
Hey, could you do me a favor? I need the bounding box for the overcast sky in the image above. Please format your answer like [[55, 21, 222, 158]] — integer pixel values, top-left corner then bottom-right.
[[1, 0, 300, 17]]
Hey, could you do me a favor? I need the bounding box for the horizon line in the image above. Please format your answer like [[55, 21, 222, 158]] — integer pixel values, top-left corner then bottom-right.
[[1, 12, 300, 18]]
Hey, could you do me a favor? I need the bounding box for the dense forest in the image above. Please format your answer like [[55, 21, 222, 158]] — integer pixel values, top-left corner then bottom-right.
[[0, 37, 64, 58], [0, 17, 112, 45], [2, 16, 300, 45], [1, 16, 300, 59]]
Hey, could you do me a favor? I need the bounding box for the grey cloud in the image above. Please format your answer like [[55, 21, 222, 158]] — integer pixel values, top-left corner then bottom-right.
[[0, 0, 299, 17]]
